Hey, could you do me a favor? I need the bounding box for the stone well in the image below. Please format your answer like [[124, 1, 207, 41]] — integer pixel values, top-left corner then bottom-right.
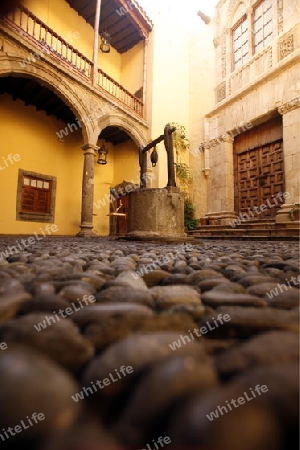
[[127, 187, 186, 239]]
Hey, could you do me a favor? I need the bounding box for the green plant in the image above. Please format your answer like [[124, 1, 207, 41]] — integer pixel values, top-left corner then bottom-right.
[[168, 122, 191, 191], [168, 122, 197, 230], [184, 198, 198, 230], [167, 122, 190, 158], [289, 203, 300, 220], [174, 162, 192, 192]]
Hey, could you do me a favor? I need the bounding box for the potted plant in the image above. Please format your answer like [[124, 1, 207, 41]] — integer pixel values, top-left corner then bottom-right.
[[200, 217, 208, 226], [209, 217, 218, 225], [289, 203, 300, 221]]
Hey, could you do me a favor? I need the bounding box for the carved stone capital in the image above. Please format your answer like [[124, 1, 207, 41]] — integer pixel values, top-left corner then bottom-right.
[[81, 144, 99, 155], [213, 36, 220, 47], [202, 168, 211, 177]]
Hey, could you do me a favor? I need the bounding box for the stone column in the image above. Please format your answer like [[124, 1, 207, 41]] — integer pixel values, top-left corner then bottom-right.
[[205, 133, 237, 224], [77, 144, 99, 237], [276, 98, 300, 223]]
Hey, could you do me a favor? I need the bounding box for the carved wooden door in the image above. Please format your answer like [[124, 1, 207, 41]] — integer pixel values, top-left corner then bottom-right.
[[234, 140, 284, 220]]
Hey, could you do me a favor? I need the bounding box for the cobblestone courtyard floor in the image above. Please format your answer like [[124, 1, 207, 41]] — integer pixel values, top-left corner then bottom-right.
[[0, 237, 299, 450]]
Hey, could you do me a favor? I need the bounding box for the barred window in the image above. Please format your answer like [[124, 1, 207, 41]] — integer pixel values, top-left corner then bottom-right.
[[253, 0, 273, 53], [232, 16, 249, 70]]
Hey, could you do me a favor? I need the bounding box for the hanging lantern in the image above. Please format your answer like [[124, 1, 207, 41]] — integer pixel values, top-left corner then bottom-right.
[[97, 144, 108, 164], [100, 32, 111, 53]]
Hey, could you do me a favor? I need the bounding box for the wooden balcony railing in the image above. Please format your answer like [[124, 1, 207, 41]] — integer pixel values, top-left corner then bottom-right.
[[97, 69, 143, 116], [5, 6, 92, 77], [2, 5, 144, 116]]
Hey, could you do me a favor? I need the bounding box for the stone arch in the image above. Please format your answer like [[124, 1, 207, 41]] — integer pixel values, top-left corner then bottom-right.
[[97, 113, 148, 148], [0, 55, 95, 145], [227, 0, 249, 28]]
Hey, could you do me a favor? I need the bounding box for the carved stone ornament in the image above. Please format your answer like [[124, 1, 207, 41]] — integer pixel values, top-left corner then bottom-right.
[[279, 34, 294, 60]]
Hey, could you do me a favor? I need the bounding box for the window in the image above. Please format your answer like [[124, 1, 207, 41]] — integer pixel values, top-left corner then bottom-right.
[[17, 170, 56, 222], [232, 16, 249, 70], [253, 0, 273, 54]]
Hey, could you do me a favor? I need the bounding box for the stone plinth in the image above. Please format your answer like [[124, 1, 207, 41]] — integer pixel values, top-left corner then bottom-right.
[[127, 188, 186, 238]]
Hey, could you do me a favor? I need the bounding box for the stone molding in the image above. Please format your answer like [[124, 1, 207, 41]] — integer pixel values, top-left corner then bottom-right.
[[221, 31, 227, 78], [205, 49, 300, 118], [216, 81, 226, 103], [277, 0, 284, 34], [199, 132, 234, 151], [278, 97, 300, 115], [81, 144, 99, 155]]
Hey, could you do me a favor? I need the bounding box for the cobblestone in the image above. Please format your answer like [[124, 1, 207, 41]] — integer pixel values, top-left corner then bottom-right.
[[0, 237, 298, 449]]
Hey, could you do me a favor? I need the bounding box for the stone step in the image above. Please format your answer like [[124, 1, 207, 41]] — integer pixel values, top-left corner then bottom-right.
[[193, 222, 300, 232], [188, 226, 299, 240]]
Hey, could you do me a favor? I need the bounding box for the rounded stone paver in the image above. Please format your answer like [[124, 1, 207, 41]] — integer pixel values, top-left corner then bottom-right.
[[150, 285, 201, 310], [116, 356, 217, 445], [71, 303, 154, 327], [96, 287, 154, 307], [0, 346, 80, 438], [198, 306, 299, 338], [201, 290, 267, 307], [84, 314, 196, 350], [0, 314, 94, 372], [216, 330, 299, 378], [0, 237, 298, 450]]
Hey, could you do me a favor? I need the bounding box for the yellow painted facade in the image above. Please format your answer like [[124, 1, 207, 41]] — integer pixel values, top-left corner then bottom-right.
[[0, 0, 149, 236], [145, 0, 215, 198], [0, 94, 83, 235], [22, 0, 123, 81]]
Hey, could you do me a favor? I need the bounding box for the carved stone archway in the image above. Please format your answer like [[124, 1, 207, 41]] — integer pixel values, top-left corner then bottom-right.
[[0, 54, 101, 236], [0, 55, 95, 145], [97, 113, 148, 148], [226, 0, 249, 28]]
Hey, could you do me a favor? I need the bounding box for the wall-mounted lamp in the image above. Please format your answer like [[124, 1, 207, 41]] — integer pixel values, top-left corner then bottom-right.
[[100, 32, 111, 53], [97, 144, 108, 165]]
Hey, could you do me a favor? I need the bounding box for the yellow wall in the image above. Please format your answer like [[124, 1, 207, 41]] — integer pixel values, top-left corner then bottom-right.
[[146, 0, 191, 187], [145, 0, 215, 217], [0, 92, 141, 237], [20, 0, 143, 88], [113, 140, 140, 186], [121, 41, 144, 94], [93, 140, 115, 236], [0, 93, 84, 235]]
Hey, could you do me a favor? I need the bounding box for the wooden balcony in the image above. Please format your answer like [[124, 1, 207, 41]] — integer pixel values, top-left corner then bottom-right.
[[2, 5, 144, 117]]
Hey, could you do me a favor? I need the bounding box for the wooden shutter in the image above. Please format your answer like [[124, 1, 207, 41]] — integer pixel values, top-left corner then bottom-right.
[[21, 188, 35, 212], [21, 178, 51, 214]]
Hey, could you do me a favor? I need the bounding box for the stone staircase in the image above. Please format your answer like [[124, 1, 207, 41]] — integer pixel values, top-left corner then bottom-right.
[[188, 220, 300, 240]]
